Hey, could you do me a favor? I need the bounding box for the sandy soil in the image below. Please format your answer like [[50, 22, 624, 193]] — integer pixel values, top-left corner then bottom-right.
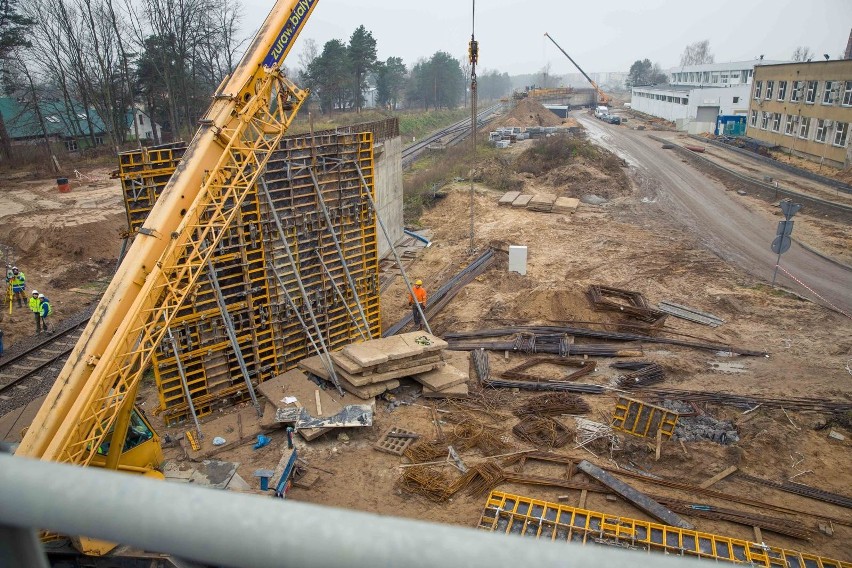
[[2, 126, 851, 561]]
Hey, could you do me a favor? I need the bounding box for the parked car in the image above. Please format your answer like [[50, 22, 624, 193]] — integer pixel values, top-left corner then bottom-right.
[[605, 115, 622, 125]]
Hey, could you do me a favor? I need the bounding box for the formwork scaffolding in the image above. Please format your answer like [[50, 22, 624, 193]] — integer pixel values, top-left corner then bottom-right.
[[117, 119, 397, 425]]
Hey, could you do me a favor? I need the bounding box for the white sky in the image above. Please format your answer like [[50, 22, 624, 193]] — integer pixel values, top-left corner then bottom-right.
[[240, 0, 852, 75]]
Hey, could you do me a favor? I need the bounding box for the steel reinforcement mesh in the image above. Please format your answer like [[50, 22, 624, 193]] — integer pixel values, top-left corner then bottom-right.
[[118, 125, 385, 425]]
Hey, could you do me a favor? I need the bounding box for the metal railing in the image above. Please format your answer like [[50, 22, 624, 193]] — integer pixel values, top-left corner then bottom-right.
[[0, 452, 701, 568]]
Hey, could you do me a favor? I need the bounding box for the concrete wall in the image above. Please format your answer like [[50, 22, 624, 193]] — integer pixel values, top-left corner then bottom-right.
[[373, 135, 403, 258]]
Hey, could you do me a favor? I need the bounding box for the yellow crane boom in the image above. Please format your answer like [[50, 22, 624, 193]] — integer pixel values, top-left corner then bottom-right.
[[544, 32, 611, 105], [18, 0, 316, 470]]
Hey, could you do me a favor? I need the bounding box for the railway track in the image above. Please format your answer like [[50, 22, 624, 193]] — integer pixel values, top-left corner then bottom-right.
[[401, 103, 504, 166], [0, 309, 93, 415]]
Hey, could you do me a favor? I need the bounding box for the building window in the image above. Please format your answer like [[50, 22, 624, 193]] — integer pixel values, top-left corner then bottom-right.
[[139, 114, 145, 125], [784, 115, 796, 135], [65, 138, 78, 151], [822, 81, 835, 105], [834, 122, 849, 147], [765, 80, 774, 100], [771, 113, 782, 132], [777, 81, 787, 101], [750, 110, 758, 127], [798, 117, 810, 139], [843, 81, 852, 106], [790, 81, 801, 102], [815, 119, 828, 142], [805, 81, 818, 104], [761, 113, 770, 130], [46, 115, 60, 124], [94, 135, 104, 145], [754, 80, 762, 99]]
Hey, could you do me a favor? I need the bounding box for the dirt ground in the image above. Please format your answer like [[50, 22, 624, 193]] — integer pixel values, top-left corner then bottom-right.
[[1, 120, 851, 561]]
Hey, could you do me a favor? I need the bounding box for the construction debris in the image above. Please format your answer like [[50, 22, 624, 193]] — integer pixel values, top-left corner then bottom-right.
[[501, 357, 596, 382], [511, 194, 533, 208], [576, 460, 694, 529], [498, 191, 521, 205], [397, 466, 454, 502]]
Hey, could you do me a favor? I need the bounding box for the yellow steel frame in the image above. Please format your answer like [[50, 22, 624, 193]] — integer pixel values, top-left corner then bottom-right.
[[40, 72, 308, 465], [479, 491, 850, 568], [611, 395, 678, 439]]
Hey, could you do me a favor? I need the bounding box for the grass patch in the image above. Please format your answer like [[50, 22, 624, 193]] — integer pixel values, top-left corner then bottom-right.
[[399, 109, 468, 141], [403, 142, 523, 224], [515, 135, 599, 176]]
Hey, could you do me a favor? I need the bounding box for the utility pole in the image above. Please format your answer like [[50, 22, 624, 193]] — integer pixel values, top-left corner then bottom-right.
[[468, 0, 478, 253]]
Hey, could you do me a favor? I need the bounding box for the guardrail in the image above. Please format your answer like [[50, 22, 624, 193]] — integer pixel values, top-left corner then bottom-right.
[[0, 452, 701, 568]]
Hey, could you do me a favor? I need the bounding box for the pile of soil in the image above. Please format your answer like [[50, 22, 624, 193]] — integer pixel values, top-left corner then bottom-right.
[[496, 98, 564, 128]]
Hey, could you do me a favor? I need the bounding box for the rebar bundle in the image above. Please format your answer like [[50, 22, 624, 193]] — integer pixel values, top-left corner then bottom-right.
[[444, 326, 767, 357], [450, 461, 506, 496], [397, 466, 453, 502], [513, 393, 591, 417], [615, 362, 665, 389], [512, 416, 573, 448], [404, 441, 455, 463], [482, 376, 605, 394], [635, 388, 852, 412], [471, 348, 490, 381]]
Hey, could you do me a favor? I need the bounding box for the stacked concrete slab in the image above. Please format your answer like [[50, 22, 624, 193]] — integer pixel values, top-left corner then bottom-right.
[[527, 193, 557, 212], [553, 197, 580, 214]]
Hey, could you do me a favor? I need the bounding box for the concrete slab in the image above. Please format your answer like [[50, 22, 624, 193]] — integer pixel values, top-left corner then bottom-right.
[[342, 342, 390, 367], [163, 459, 239, 490], [330, 351, 372, 375], [553, 196, 580, 213], [512, 194, 533, 207], [499, 191, 521, 205], [411, 363, 466, 391], [339, 376, 400, 399], [300, 354, 440, 387], [380, 334, 426, 361], [422, 382, 469, 399], [257, 369, 309, 409], [397, 332, 448, 353]]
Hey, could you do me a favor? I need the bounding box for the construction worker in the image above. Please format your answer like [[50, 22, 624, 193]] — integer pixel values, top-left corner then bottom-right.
[[38, 293, 52, 333], [408, 279, 427, 331], [29, 290, 42, 334], [10, 266, 26, 308]]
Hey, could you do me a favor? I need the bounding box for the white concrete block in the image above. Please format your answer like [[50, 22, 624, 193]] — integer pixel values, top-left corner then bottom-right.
[[508, 245, 527, 275]]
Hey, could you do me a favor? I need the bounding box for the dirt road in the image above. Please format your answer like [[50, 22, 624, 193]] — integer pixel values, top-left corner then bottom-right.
[[576, 113, 852, 316]]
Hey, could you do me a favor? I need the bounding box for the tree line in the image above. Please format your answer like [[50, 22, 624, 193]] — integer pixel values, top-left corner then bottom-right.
[[0, 0, 515, 164]]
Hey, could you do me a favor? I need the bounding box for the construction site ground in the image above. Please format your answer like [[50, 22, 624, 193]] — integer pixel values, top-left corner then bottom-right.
[[0, 111, 851, 562]]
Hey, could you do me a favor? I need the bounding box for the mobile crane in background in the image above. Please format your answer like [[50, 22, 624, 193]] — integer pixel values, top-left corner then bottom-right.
[[544, 32, 612, 106], [15, 0, 317, 555]]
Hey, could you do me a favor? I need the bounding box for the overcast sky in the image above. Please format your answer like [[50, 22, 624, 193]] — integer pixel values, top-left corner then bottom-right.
[[240, 0, 852, 75]]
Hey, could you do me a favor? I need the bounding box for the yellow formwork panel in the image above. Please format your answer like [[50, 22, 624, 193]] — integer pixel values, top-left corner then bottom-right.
[[611, 395, 678, 439], [479, 491, 850, 568]]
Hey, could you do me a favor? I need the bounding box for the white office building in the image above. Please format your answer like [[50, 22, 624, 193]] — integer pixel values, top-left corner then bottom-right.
[[631, 60, 787, 134]]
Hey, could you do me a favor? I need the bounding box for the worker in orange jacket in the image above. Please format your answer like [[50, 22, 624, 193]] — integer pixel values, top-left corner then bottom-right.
[[408, 279, 427, 331]]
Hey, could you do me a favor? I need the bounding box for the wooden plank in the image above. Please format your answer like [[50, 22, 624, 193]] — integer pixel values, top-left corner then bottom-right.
[[578, 489, 588, 509], [655, 429, 663, 461], [698, 465, 738, 489], [753, 526, 763, 543], [577, 460, 693, 529], [314, 390, 323, 417]]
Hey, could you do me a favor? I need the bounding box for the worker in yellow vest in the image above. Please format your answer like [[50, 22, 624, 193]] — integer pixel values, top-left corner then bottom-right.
[[10, 267, 26, 308], [38, 293, 52, 334], [29, 289, 42, 334]]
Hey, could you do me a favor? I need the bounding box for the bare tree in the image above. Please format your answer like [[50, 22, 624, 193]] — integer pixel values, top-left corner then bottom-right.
[[297, 37, 319, 81], [791, 46, 814, 62], [680, 40, 714, 66]]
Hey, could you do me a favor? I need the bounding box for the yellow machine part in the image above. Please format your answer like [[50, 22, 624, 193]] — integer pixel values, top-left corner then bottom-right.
[[478, 490, 850, 568]]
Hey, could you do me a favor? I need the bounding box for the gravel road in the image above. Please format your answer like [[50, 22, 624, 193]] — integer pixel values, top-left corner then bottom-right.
[[576, 113, 852, 316]]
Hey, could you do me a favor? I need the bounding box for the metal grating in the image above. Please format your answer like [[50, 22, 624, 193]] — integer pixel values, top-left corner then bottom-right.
[[478, 491, 850, 568], [611, 396, 678, 439], [118, 127, 385, 425]]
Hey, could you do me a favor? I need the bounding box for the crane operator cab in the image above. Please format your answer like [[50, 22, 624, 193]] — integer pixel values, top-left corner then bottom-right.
[[90, 408, 164, 477]]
